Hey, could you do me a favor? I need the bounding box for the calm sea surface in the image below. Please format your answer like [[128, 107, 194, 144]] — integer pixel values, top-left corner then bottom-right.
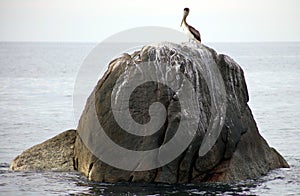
[[0, 42, 299, 195]]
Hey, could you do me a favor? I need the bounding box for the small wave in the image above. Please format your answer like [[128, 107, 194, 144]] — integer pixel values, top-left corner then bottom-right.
[[0, 163, 10, 168]]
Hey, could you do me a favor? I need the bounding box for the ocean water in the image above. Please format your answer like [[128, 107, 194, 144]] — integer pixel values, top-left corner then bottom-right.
[[0, 42, 299, 195]]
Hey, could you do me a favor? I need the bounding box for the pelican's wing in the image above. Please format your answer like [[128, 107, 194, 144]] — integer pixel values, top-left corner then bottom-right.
[[189, 25, 201, 42]]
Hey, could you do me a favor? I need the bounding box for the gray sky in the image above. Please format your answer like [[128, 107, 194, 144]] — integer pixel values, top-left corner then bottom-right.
[[0, 0, 299, 42]]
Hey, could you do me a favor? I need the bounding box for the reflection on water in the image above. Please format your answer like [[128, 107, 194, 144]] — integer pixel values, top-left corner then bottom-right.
[[1, 163, 297, 195], [0, 165, 271, 195]]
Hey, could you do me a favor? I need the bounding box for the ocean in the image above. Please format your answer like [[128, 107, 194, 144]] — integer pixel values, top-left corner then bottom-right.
[[0, 42, 299, 195]]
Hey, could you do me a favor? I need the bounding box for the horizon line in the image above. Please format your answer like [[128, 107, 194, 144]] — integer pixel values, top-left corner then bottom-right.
[[1, 40, 300, 44]]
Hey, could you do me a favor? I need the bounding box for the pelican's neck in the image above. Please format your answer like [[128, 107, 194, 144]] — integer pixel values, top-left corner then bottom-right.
[[182, 13, 189, 27]]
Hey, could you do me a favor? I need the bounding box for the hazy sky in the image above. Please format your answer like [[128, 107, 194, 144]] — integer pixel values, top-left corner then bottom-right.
[[0, 0, 299, 42]]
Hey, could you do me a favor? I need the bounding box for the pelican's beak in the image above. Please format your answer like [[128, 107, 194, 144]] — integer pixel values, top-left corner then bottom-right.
[[180, 19, 184, 27]]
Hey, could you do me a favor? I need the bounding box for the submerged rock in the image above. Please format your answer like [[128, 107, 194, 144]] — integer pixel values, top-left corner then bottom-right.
[[10, 42, 288, 183], [73, 42, 289, 183], [10, 129, 76, 171]]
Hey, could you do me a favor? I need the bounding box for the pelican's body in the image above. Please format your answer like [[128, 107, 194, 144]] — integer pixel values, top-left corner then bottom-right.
[[181, 8, 201, 43]]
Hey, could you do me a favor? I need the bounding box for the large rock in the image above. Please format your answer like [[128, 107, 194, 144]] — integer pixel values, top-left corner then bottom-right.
[[9, 42, 288, 183], [10, 129, 76, 171], [73, 42, 289, 183]]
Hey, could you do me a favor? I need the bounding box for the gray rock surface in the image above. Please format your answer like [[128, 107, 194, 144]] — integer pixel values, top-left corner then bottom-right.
[[73, 42, 289, 183], [9, 42, 288, 183], [10, 129, 76, 171]]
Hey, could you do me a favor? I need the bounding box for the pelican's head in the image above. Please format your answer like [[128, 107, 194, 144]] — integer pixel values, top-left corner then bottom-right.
[[184, 8, 190, 15], [181, 8, 190, 27]]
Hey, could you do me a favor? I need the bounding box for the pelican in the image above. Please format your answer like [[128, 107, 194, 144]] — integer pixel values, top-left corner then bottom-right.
[[180, 8, 201, 43]]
